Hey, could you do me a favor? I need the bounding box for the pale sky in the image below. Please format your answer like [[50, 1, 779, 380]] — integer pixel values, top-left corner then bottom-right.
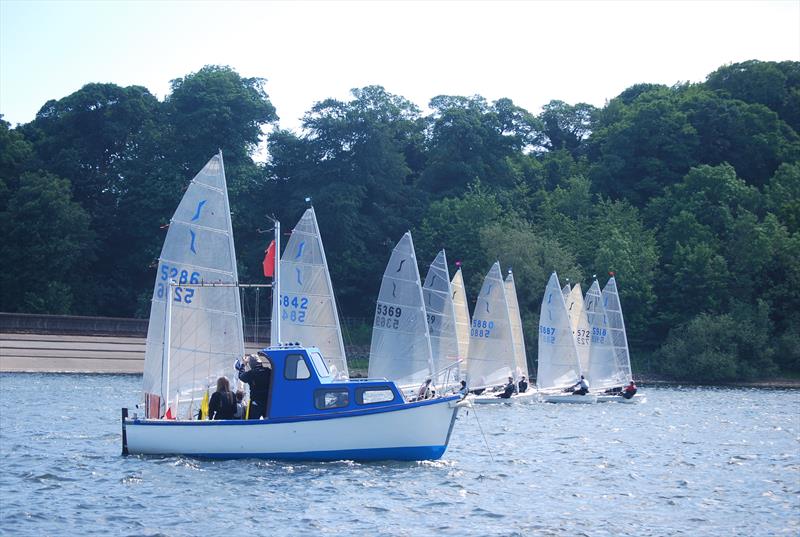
[[2, 0, 799, 141]]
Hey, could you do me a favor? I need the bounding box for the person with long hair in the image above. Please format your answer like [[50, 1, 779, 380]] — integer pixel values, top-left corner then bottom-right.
[[208, 376, 237, 420]]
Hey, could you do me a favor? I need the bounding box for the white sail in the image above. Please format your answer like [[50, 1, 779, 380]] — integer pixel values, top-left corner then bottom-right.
[[537, 272, 582, 392], [279, 207, 348, 378], [368, 232, 433, 388], [504, 270, 529, 380], [142, 153, 244, 417], [451, 267, 471, 377], [422, 250, 459, 385], [561, 283, 571, 299], [584, 279, 622, 390], [466, 262, 516, 390], [565, 283, 591, 373], [601, 276, 633, 386]]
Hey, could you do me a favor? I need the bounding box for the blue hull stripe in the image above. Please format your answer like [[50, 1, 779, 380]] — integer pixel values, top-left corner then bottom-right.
[[182, 445, 447, 461]]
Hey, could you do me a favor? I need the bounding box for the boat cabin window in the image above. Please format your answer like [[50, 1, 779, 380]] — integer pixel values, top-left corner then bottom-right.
[[309, 351, 330, 378], [284, 354, 311, 380], [356, 386, 395, 405], [314, 389, 349, 410]]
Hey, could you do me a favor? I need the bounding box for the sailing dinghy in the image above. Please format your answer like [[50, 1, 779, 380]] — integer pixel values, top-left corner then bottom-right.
[[536, 272, 597, 403], [422, 250, 461, 391], [368, 232, 438, 396], [467, 263, 534, 404], [277, 206, 349, 379], [451, 265, 471, 383], [122, 156, 465, 460], [590, 276, 643, 403]]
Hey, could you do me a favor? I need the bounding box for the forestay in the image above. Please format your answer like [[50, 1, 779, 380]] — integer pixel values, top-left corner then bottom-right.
[[504, 270, 529, 380], [601, 276, 633, 386], [142, 153, 244, 418], [466, 262, 516, 390], [279, 207, 348, 378], [368, 232, 433, 388], [584, 279, 621, 390], [537, 272, 582, 392], [451, 267, 471, 378], [422, 250, 460, 385], [565, 283, 591, 373]]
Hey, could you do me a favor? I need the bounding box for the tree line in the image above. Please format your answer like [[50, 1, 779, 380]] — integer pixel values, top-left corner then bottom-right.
[[1, 60, 798, 381]]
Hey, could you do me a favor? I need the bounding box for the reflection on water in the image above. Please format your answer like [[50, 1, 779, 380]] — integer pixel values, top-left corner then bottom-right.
[[0, 374, 798, 536]]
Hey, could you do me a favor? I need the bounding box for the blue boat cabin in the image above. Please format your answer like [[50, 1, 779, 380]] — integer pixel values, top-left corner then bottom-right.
[[261, 344, 404, 419]]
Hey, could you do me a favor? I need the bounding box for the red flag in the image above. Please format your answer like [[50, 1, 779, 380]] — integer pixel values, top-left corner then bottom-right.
[[164, 406, 174, 420], [263, 240, 276, 278]]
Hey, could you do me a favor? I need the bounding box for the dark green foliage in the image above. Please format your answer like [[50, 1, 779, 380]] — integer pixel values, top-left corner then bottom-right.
[[2, 60, 799, 382]]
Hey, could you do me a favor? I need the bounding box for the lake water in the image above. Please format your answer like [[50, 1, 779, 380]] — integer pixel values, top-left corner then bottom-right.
[[0, 373, 797, 536]]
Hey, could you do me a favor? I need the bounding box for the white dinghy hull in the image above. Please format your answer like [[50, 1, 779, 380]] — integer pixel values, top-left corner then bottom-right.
[[470, 389, 538, 405], [123, 397, 463, 461], [540, 393, 598, 404], [596, 393, 646, 404]]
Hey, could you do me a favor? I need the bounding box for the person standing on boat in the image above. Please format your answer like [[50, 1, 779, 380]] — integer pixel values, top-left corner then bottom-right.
[[518, 375, 529, 393], [208, 377, 237, 420], [571, 375, 590, 395], [237, 354, 272, 419], [497, 377, 516, 398], [622, 381, 637, 399]]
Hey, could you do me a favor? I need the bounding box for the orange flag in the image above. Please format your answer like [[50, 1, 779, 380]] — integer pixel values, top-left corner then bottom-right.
[[263, 240, 276, 278]]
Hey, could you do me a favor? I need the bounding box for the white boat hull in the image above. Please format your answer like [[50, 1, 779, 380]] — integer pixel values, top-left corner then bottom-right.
[[123, 397, 463, 461], [540, 393, 598, 404], [471, 389, 538, 405], [596, 392, 645, 404]]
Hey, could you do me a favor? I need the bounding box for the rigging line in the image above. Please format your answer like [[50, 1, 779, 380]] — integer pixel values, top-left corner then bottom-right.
[[470, 404, 494, 463]]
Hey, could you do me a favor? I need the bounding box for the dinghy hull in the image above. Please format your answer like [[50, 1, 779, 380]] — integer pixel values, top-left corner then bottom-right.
[[540, 393, 598, 404], [123, 396, 463, 461], [596, 393, 645, 404], [471, 390, 538, 405]]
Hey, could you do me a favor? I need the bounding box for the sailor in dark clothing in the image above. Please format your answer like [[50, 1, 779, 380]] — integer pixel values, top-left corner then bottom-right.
[[622, 381, 637, 399], [518, 375, 529, 393], [497, 377, 516, 399], [208, 376, 237, 420], [237, 354, 272, 419]]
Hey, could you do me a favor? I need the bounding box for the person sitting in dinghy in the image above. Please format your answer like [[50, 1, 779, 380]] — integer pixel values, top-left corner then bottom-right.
[[457, 380, 469, 398], [237, 354, 272, 419], [570, 375, 590, 396], [518, 375, 529, 393], [208, 377, 237, 420], [622, 381, 637, 399], [497, 377, 516, 399]]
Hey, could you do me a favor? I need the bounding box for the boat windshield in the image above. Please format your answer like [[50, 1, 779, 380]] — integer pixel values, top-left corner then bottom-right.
[[310, 351, 331, 378]]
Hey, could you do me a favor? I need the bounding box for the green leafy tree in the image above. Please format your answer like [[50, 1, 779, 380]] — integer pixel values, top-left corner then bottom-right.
[[538, 100, 598, 155], [0, 172, 95, 313]]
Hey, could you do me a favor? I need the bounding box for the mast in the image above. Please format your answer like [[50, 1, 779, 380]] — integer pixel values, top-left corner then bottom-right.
[[271, 219, 281, 345], [161, 279, 173, 418]]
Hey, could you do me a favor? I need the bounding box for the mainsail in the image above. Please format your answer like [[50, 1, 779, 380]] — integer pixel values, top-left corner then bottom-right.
[[279, 207, 348, 378], [565, 283, 591, 373], [142, 153, 244, 418], [422, 250, 460, 385], [504, 270, 529, 380], [601, 276, 633, 386], [466, 262, 516, 390], [537, 272, 582, 392], [368, 232, 433, 388], [451, 267, 471, 378], [584, 279, 622, 390]]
